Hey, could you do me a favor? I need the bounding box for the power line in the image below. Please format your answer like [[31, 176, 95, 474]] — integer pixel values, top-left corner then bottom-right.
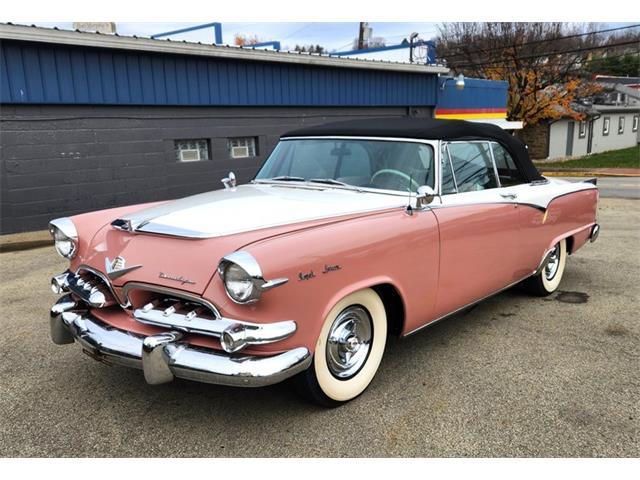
[[452, 40, 640, 69], [441, 23, 640, 60], [281, 23, 314, 40]]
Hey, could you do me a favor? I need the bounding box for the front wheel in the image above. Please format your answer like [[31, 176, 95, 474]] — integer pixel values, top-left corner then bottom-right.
[[521, 239, 567, 296], [294, 288, 387, 407]]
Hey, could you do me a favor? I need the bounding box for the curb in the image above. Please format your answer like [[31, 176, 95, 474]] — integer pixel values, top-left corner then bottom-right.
[[0, 230, 52, 253]]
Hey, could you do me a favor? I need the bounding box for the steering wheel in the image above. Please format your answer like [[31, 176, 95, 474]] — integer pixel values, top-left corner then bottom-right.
[[370, 169, 421, 192]]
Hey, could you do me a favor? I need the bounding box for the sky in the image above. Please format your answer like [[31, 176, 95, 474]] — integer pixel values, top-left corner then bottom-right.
[[31, 22, 442, 52]]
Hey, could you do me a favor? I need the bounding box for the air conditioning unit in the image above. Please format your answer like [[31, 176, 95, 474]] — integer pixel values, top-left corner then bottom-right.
[[179, 149, 201, 162], [231, 146, 250, 158]]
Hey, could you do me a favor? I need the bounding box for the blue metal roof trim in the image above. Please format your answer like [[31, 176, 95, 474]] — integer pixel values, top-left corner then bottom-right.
[[332, 41, 436, 64], [332, 40, 435, 55], [0, 40, 438, 107], [437, 77, 508, 110]]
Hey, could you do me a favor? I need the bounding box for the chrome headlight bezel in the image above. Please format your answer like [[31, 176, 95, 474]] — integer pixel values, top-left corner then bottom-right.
[[217, 251, 288, 305], [49, 217, 78, 259]]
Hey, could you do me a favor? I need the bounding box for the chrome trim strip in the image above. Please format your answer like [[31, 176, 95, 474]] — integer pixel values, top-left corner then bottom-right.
[[50, 303, 312, 388], [404, 274, 532, 337]]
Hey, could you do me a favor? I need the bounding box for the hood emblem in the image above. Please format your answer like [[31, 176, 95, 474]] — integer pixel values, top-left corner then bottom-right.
[[105, 256, 143, 280], [159, 272, 196, 286]]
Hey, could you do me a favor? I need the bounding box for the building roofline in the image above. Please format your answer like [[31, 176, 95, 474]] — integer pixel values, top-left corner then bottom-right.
[[332, 40, 434, 56], [0, 23, 450, 75]]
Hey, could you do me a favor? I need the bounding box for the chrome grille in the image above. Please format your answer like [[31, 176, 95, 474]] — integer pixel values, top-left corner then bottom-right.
[[67, 269, 117, 308], [133, 296, 237, 339]]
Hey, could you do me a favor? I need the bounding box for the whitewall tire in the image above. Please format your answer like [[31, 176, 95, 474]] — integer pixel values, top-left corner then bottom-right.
[[295, 288, 387, 407], [522, 239, 567, 296]]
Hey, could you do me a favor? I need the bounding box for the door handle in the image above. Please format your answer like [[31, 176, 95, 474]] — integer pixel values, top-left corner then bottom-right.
[[500, 192, 518, 200]]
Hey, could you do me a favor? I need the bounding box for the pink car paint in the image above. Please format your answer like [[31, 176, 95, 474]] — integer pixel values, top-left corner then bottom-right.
[[66, 186, 597, 356]]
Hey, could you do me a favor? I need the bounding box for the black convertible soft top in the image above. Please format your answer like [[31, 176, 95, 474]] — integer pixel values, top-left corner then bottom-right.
[[282, 117, 543, 182]]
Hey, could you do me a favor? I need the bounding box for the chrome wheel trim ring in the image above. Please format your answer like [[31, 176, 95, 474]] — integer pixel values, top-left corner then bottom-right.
[[326, 305, 373, 380], [545, 244, 561, 281]]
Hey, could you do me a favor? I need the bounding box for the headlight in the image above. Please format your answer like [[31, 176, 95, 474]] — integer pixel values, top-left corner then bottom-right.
[[218, 251, 289, 304], [48, 218, 78, 259], [222, 263, 255, 303]]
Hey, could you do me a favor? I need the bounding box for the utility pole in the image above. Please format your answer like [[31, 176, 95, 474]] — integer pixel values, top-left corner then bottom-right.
[[357, 22, 366, 50]]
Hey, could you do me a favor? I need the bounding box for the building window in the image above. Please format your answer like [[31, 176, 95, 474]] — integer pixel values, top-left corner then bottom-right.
[[228, 137, 258, 158], [578, 121, 587, 139], [618, 116, 625, 134], [602, 117, 610, 136], [175, 139, 210, 162], [633, 115, 639, 132]]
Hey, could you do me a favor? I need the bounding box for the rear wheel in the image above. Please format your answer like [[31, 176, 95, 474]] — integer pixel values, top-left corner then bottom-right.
[[294, 288, 387, 407], [522, 239, 567, 296]]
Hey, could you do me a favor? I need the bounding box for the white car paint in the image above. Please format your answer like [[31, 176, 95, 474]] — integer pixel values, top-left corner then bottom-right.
[[119, 183, 409, 238]]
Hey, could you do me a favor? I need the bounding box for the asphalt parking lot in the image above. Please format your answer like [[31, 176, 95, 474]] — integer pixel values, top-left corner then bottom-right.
[[0, 197, 638, 457]]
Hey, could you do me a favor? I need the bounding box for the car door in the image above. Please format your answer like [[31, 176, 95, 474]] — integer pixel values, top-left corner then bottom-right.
[[430, 141, 521, 320]]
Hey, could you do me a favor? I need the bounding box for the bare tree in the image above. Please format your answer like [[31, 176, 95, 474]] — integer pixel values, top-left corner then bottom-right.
[[435, 23, 627, 125]]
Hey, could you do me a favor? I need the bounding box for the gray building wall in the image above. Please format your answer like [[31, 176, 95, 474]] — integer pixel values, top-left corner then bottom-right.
[[0, 105, 431, 234], [548, 109, 640, 160]]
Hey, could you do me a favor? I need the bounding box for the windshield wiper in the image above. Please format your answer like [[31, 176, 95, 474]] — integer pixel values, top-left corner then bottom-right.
[[268, 175, 306, 181], [254, 176, 306, 183], [308, 178, 362, 192]]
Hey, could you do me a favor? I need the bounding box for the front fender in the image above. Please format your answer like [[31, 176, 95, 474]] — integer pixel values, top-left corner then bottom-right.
[[202, 208, 440, 354]]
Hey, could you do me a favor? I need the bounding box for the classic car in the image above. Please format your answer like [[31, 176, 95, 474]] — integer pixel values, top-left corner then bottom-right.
[[49, 117, 600, 406]]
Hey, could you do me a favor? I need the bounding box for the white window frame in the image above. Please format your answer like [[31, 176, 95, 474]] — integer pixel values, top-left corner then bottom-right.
[[618, 116, 625, 135], [602, 117, 610, 136], [228, 137, 257, 159], [578, 121, 587, 139], [633, 115, 639, 132], [175, 139, 210, 163]]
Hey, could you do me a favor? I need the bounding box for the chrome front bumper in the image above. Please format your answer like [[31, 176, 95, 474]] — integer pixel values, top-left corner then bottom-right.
[[50, 296, 312, 387]]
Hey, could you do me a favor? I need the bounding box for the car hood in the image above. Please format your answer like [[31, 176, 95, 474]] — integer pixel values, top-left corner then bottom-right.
[[77, 184, 406, 295], [115, 183, 406, 238]]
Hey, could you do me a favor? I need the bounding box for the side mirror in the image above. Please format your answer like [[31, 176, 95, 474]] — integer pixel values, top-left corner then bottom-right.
[[416, 186, 436, 208], [222, 171, 237, 189]]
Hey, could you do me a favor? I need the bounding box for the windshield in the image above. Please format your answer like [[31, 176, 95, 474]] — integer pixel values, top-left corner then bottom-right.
[[255, 138, 435, 192]]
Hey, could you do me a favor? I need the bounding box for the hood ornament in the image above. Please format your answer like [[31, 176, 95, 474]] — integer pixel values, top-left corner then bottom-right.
[[221, 171, 237, 189], [105, 256, 143, 280]]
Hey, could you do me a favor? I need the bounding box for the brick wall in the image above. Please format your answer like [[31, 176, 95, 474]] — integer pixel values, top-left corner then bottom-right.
[[516, 122, 550, 160], [0, 105, 425, 234]]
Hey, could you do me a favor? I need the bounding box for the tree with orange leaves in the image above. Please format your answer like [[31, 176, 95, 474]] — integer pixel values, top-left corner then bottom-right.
[[234, 34, 261, 46], [436, 23, 617, 126]]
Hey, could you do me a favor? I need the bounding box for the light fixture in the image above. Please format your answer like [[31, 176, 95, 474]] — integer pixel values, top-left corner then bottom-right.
[[440, 73, 465, 91]]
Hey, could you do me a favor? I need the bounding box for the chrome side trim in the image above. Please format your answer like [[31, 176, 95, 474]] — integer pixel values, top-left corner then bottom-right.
[[404, 274, 532, 337], [50, 302, 312, 388]]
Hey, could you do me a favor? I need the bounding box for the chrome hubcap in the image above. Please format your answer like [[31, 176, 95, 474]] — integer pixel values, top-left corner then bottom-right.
[[326, 306, 373, 379], [545, 244, 561, 281]]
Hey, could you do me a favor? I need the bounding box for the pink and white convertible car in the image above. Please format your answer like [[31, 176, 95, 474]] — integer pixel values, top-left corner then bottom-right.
[[49, 118, 599, 406]]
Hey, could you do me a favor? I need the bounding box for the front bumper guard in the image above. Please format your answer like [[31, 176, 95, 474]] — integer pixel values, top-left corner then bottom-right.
[[50, 297, 311, 388]]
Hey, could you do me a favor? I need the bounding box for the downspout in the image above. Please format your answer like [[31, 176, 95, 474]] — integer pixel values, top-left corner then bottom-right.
[[587, 113, 601, 155]]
